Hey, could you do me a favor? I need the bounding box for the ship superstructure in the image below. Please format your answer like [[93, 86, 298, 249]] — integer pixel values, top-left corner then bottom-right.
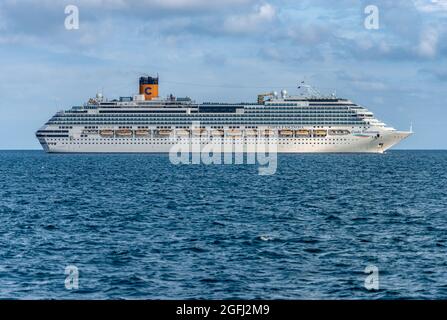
[[36, 76, 411, 153]]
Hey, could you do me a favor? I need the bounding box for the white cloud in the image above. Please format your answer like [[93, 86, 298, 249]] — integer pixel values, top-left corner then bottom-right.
[[223, 3, 276, 33], [414, 0, 447, 12], [139, 0, 253, 10], [69, 0, 254, 11], [0, 0, 254, 12]]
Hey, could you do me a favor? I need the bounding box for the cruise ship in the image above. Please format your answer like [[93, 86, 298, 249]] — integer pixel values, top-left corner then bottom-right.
[[36, 75, 411, 153]]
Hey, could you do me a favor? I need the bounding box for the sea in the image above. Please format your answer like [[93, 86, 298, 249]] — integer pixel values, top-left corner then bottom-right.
[[0, 150, 446, 299]]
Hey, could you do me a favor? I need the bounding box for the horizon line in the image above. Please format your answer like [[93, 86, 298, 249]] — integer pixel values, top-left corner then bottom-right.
[[0, 148, 446, 152]]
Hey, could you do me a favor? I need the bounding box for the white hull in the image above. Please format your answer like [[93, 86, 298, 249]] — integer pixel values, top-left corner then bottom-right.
[[39, 131, 411, 154]]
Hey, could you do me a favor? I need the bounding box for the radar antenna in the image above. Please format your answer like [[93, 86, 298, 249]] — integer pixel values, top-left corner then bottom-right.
[[297, 81, 324, 98]]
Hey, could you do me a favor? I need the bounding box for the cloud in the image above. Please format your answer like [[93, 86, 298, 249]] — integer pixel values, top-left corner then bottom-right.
[[138, 0, 253, 11], [223, 3, 277, 34], [414, 0, 447, 13], [419, 67, 447, 81], [1, 0, 447, 65], [0, 0, 255, 11]]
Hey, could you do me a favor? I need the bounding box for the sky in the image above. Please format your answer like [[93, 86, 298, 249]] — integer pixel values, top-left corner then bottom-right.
[[0, 0, 446, 149]]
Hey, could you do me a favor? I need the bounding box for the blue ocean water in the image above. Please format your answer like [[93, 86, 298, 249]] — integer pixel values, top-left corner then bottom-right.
[[0, 150, 446, 299]]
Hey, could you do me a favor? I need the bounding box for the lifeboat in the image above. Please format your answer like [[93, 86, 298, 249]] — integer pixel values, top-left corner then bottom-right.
[[227, 129, 242, 137], [157, 129, 172, 137], [261, 129, 275, 137], [210, 129, 224, 137], [135, 129, 150, 137], [115, 129, 133, 137], [279, 129, 293, 137], [176, 129, 190, 137], [296, 129, 311, 136], [328, 129, 350, 135], [99, 129, 114, 137], [245, 129, 258, 137], [192, 129, 207, 136], [313, 129, 327, 137], [83, 129, 98, 134]]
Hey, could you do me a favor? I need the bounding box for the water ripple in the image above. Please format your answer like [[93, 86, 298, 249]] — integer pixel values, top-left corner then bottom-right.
[[0, 150, 446, 299]]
